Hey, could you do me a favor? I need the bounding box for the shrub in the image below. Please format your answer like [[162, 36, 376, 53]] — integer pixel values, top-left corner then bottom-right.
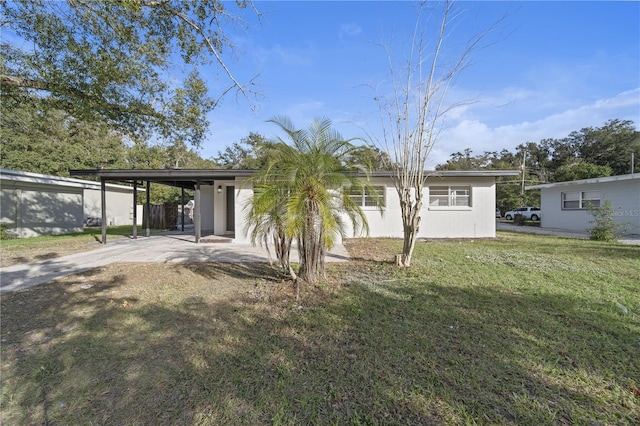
[[513, 214, 526, 226], [587, 200, 627, 241], [0, 223, 16, 240]]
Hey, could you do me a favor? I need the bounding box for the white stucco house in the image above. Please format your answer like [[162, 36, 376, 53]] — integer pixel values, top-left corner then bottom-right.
[[526, 173, 640, 235], [1, 168, 142, 238], [70, 168, 519, 244]]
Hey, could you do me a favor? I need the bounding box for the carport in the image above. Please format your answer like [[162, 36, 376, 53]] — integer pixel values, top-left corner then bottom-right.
[[70, 169, 255, 244]]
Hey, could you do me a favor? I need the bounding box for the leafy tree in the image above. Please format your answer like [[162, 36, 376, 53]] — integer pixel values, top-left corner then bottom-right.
[[0, 96, 128, 176], [435, 119, 639, 212], [574, 119, 640, 176], [553, 162, 612, 182], [542, 137, 580, 173], [496, 176, 541, 213], [126, 139, 216, 204], [1, 0, 259, 149], [347, 145, 394, 171], [245, 117, 379, 286], [216, 134, 392, 172], [516, 142, 551, 183], [215, 133, 274, 169], [437, 148, 494, 170]]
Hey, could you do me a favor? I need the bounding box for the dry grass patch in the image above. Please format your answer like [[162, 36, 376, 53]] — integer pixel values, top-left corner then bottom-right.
[[1, 233, 639, 425]]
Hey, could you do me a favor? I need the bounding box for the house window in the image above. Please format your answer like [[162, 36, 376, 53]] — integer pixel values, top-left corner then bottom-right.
[[562, 190, 601, 209], [348, 186, 385, 208], [429, 185, 471, 207]]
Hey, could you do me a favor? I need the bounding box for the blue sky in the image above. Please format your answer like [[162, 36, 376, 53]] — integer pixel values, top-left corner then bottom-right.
[[205, 1, 639, 167]]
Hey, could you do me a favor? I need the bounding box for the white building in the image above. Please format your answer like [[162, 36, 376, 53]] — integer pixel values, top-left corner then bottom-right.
[[342, 172, 511, 239], [1, 168, 142, 238], [70, 169, 518, 243], [526, 173, 640, 235]]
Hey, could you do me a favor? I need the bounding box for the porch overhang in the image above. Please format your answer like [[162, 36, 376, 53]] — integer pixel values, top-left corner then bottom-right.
[[69, 168, 256, 189], [69, 169, 256, 244]]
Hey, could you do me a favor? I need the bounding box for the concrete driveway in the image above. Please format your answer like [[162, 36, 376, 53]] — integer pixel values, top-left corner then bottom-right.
[[0, 232, 350, 294]]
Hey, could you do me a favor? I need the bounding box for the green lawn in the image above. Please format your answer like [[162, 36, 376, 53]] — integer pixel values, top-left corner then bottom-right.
[[1, 233, 638, 424], [0, 225, 157, 267]]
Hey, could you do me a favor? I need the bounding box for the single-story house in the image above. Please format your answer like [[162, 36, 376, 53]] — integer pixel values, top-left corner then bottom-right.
[[1, 168, 143, 238], [70, 168, 519, 244], [526, 173, 640, 235]]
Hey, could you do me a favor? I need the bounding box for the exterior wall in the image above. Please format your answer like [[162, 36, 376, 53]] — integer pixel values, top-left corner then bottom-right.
[[423, 176, 496, 238], [200, 185, 215, 233], [0, 179, 84, 237], [540, 178, 640, 234], [212, 182, 224, 236], [211, 180, 239, 237], [234, 179, 253, 244], [202, 175, 500, 242], [1, 169, 141, 237], [84, 187, 142, 226], [343, 176, 497, 239]]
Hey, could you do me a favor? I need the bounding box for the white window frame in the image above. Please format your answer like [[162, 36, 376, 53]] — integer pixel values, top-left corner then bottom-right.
[[428, 185, 472, 210], [562, 190, 602, 209], [348, 186, 385, 208]]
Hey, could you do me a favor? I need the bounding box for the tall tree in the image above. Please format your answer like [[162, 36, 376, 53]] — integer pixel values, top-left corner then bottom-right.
[[553, 162, 613, 182], [574, 119, 640, 176], [436, 148, 493, 170], [0, 96, 128, 175], [347, 145, 394, 171], [372, 0, 498, 267], [1, 0, 259, 148], [215, 133, 274, 169], [245, 117, 379, 286]]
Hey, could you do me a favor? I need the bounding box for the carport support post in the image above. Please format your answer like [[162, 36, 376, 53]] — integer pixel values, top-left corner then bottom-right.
[[181, 187, 185, 232], [100, 178, 107, 244], [132, 181, 138, 239], [194, 180, 201, 243], [145, 180, 151, 237]]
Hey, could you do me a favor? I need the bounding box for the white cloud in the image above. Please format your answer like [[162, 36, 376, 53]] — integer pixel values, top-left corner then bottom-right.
[[273, 44, 313, 66], [253, 43, 313, 67], [339, 23, 362, 38], [429, 88, 640, 168], [201, 86, 639, 168]]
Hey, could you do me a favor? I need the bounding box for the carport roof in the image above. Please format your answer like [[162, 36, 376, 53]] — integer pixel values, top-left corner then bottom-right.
[[69, 168, 520, 189], [70, 168, 256, 189]]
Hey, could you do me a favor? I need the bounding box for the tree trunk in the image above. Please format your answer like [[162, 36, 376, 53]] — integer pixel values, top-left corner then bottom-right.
[[299, 201, 318, 285], [273, 231, 291, 274], [397, 187, 422, 267], [298, 200, 327, 285]]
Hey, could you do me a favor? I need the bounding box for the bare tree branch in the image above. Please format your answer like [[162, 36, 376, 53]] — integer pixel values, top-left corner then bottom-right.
[[371, 0, 500, 267]]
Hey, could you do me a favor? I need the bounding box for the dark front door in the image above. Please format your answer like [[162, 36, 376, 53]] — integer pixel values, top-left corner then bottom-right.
[[226, 186, 235, 232]]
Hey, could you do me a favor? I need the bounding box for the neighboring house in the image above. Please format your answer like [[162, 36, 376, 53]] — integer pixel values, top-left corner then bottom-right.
[[526, 173, 640, 235], [1, 168, 142, 238], [70, 168, 519, 243]]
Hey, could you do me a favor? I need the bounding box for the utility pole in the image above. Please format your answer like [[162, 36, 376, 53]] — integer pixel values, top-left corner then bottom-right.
[[520, 150, 527, 203]]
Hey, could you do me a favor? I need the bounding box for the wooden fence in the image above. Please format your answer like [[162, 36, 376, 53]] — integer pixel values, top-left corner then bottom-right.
[[143, 203, 178, 230]]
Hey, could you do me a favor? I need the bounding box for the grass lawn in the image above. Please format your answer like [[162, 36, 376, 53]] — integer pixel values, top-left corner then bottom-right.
[[1, 233, 638, 424], [0, 226, 157, 267]]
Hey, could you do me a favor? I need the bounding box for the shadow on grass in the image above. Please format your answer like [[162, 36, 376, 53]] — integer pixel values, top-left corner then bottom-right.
[[182, 262, 283, 282], [1, 262, 638, 425], [33, 253, 60, 261]]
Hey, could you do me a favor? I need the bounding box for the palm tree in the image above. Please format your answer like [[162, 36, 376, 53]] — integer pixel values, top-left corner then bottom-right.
[[244, 116, 381, 286], [246, 182, 293, 277]]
